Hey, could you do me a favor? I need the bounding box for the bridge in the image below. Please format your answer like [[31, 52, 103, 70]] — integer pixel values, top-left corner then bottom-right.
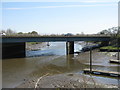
[[1, 35, 111, 59], [2, 35, 111, 43]]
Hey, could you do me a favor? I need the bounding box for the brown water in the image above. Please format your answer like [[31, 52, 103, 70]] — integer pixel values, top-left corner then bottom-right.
[[2, 42, 120, 88]]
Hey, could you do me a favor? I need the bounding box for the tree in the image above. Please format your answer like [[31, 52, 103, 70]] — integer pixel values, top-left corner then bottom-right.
[[76, 33, 80, 36], [18, 32, 23, 34], [28, 32, 31, 34], [98, 27, 120, 46], [98, 27, 119, 35], [31, 31, 38, 35], [98, 29, 108, 35], [6, 29, 16, 35], [0, 30, 5, 33]]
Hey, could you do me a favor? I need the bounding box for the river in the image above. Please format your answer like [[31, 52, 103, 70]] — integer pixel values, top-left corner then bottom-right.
[[2, 42, 119, 88]]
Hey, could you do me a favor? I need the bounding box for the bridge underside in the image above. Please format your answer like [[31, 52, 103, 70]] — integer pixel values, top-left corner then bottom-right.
[[2, 41, 109, 59], [2, 41, 75, 59], [2, 42, 25, 59]]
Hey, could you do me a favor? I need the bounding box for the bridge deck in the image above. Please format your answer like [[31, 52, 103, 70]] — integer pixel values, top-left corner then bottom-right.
[[1, 36, 111, 43]]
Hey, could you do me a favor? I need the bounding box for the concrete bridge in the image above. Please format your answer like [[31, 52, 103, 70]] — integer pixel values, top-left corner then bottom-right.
[[1, 35, 111, 59]]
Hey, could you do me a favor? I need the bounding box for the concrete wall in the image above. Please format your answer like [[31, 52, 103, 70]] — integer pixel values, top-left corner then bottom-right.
[[2, 42, 26, 59]]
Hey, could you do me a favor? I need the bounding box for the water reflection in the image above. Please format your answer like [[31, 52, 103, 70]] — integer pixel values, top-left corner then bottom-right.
[[26, 42, 82, 57], [66, 54, 75, 69]]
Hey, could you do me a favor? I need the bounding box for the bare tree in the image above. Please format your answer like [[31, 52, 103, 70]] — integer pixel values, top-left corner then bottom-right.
[[6, 29, 16, 35]]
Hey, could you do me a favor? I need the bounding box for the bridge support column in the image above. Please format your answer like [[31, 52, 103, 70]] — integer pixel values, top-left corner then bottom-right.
[[66, 41, 74, 55], [2, 42, 26, 59]]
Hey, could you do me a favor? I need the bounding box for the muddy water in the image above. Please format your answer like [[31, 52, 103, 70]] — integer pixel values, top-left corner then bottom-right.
[[2, 42, 119, 88]]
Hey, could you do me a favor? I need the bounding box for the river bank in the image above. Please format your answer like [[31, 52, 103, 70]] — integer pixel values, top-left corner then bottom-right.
[[17, 73, 117, 88], [26, 42, 47, 51], [16, 49, 119, 88]]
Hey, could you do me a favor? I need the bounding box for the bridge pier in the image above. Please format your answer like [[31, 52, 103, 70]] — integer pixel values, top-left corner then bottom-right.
[[2, 42, 26, 59], [66, 41, 74, 55]]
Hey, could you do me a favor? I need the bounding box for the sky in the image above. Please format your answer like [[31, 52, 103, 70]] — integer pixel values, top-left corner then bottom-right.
[[1, 0, 119, 34]]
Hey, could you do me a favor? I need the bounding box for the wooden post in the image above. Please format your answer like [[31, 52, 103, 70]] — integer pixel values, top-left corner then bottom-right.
[[117, 37, 120, 60], [90, 47, 92, 73], [117, 36, 120, 89]]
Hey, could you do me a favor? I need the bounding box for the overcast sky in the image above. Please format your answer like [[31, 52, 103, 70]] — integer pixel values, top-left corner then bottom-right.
[[1, 0, 119, 34]]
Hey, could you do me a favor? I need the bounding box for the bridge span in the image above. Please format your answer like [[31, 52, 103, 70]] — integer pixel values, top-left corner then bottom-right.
[[1, 36, 111, 59], [2, 36, 111, 43]]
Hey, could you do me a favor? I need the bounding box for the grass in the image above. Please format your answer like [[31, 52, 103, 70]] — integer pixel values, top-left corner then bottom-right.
[[100, 46, 119, 50], [27, 42, 42, 45]]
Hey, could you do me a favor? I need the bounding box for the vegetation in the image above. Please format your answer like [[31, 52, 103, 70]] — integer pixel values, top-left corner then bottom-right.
[[18, 32, 23, 34], [27, 42, 41, 45], [98, 27, 120, 36], [0, 29, 39, 36], [27, 31, 38, 35], [1, 27, 120, 38], [100, 46, 118, 50], [1, 29, 16, 35], [98, 26, 120, 46]]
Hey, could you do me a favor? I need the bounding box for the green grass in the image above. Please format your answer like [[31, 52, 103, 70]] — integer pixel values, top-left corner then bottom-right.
[[27, 42, 42, 45], [100, 46, 119, 50]]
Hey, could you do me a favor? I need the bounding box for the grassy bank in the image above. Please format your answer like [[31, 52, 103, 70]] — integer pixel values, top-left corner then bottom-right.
[[27, 42, 42, 45], [100, 46, 120, 52], [100, 46, 118, 50]]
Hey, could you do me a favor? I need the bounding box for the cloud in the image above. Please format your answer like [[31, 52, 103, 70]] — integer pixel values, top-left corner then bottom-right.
[[2, 0, 119, 3], [4, 8, 24, 10], [3, 3, 117, 10]]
